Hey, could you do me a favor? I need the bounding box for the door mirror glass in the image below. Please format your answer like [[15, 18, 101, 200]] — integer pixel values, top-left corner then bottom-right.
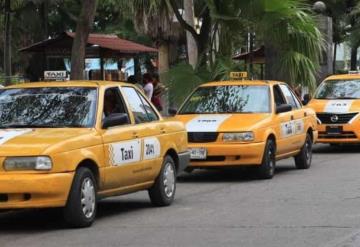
[[276, 104, 292, 114], [102, 113, 130, 128]]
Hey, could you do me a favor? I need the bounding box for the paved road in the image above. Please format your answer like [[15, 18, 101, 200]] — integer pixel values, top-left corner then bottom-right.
[[2, 144, 360, 247]]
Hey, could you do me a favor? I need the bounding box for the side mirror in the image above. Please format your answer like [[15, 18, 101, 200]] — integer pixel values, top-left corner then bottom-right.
[[276, 104, 292, 114], [302, 94, 311, 106], [102, 113, 129, 128], [168, 107, 178, 116]]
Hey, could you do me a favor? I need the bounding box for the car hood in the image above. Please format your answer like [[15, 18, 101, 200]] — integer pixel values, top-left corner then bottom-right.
[[0, 128, 100, 156], [307, 99, 360, 113], [175, 114, 271, 132]]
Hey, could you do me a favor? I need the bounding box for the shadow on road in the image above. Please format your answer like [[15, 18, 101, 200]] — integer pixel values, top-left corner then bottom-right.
[[178, 165, 296, 183], [0, 199, 152, 232], [313, 144, 360, 154]]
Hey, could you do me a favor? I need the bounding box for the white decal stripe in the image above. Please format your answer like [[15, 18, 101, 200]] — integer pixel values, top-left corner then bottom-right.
[[0, 129, 32, 145], [324, 100, 353, 113], [186, 115, 231, 132]]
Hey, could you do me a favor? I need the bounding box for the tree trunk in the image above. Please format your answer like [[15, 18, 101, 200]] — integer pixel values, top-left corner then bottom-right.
[[333, 43, 337, 73], [40, 1, 49, 39], [265, 45, 287, 82], [4, 0, 11, 86], [158, 43, 169, 74], [184, 0, 197, 69], [70, 0, 97, 80], [350, 47, 358, 71]]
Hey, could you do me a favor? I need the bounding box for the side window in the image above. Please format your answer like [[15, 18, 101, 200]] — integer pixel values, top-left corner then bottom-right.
[[273, 85, 287, 107], [122, 87, 159, 124], [279, 85, 300, 109], [103, 87, 130, 125]]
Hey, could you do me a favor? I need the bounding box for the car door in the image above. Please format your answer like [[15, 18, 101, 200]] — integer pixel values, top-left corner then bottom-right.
[[279, 84, 306, 150], [272, 84, 298, 154], [121, 86, 164, 182], [101, 86, 145, 190]]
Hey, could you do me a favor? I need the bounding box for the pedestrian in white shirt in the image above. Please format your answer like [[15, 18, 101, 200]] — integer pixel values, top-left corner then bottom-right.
[[142, 73, 153, 99]]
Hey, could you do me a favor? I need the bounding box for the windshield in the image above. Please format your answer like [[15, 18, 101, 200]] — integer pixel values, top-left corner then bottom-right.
[[0, 87, 97, 128], [179, 85, 270, 114], [315, 79, 360, 99]]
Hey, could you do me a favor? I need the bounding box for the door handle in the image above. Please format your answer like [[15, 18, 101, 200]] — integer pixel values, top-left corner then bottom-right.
[[160, 127, 166, 134], [132, 132, 139, 138], [290, 115, 294, 121], [304, 112, 307, 117]]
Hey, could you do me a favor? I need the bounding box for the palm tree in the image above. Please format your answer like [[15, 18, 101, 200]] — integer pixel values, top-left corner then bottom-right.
[[170, 0, 323, 89]]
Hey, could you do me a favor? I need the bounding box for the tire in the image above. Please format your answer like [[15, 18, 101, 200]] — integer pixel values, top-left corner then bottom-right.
[[295, 133, 312, 169], [257, 139, 276, 179], [148, 155, 176, 206], [63, 167, 97, 228]]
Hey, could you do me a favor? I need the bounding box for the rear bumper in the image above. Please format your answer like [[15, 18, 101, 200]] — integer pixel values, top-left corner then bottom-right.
[[177, 151, 190, 173], [0, 172, 74, 209], [189, 142, 266, 167]]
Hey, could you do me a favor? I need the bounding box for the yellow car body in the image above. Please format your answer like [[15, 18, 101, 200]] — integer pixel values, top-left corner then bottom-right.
[[308, 74, 360, 144], [0, 81, 189, 226], [174, 80, 317, 178]]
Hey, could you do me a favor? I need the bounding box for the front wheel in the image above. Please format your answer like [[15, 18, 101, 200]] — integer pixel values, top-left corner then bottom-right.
[[257, 139, 276, 179], [148, 155, 176, 206], [294, 133, 312, 169], [63, 167, 97, 228]]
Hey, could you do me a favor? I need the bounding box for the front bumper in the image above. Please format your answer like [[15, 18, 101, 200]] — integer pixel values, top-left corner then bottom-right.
[[317, 123, 360, 143], [177, 151, 190, 173], [188, 142, 266, 167], [0, 172, 74, 209]]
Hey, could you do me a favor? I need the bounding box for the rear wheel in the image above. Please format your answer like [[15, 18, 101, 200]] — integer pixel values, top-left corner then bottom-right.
[[294, 133, 312, 169], [257, 139, 276, 179], [63, 167, 97, 228], [148, 155, 176, 206]]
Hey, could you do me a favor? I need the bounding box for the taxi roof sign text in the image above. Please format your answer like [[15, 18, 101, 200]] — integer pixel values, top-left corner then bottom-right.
[[230, 72, 248, 80]]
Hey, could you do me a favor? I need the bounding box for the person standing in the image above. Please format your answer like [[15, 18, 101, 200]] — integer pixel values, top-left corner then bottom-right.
[[142, 73, 153, 99], [151, 74, 164, 111]]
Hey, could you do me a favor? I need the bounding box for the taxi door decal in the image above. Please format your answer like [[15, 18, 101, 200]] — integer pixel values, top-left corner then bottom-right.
[[0, 129, 32, 145], [324, 100, 353, 113], [143, 137, 161, 160], [109, 139, 141, 166], [186, 115, 231, 132], [280, 119, 304, 138]]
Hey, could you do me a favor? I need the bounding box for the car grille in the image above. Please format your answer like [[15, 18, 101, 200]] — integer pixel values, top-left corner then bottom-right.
[[188, 132, 219, 143], [319, 131, 357, 139], [316, 112, 358, 124]]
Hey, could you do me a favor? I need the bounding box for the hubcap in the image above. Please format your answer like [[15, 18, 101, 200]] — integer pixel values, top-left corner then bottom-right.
[[163, 162, 175, 198], [305, 139, 312, 164], [81, 177, 96, 219], [268, 148, 275, 174]]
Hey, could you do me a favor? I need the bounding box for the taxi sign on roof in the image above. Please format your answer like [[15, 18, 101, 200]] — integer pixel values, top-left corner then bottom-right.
[[230, 71, 248, 80]]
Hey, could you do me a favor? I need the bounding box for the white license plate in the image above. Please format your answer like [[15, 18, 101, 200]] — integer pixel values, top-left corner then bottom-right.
[[190, 148, 207, 160]]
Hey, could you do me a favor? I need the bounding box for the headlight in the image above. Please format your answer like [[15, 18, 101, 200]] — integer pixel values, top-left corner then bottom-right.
[[223, 132, 254, 142], [4, 156, 52, 171]]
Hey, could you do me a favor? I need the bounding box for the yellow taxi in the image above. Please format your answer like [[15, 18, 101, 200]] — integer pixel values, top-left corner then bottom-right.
[[307, 73, 360, 144], [173, 77, 318, 179], [0, 81, 189, 227]]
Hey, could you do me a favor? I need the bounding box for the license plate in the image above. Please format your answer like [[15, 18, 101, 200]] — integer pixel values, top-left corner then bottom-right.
[[326, 126, 343, 134], [189, 148, 207, 160]]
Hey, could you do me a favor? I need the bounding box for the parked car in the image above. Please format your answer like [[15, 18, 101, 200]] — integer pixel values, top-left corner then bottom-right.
[[0, 81, 189, 227], [173, 79, 318, 179], [307, 73, 360, 145]]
